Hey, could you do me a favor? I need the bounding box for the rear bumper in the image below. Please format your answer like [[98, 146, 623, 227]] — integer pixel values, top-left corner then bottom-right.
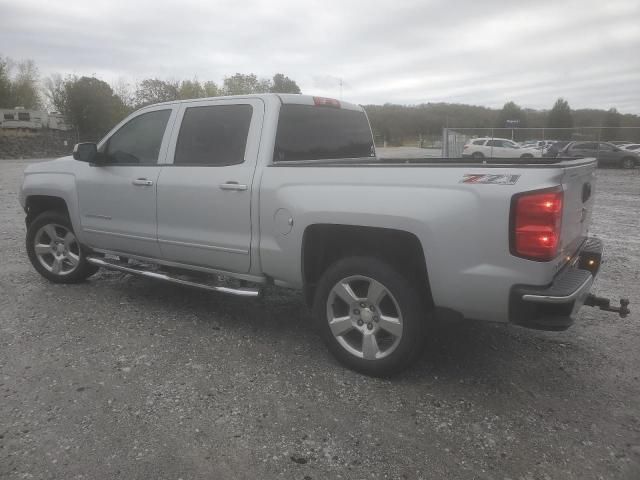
[[509, 237, 603, 331]]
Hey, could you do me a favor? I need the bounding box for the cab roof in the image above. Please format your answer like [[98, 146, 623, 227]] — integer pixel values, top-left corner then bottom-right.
[[150, 93, 363, 112]]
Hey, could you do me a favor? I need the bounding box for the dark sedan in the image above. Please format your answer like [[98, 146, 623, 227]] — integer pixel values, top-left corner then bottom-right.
[[558, 141, 639, 168]]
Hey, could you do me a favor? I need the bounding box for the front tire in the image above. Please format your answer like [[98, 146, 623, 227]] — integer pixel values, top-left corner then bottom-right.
[[312, 257, 428, 376], [26, 211, 98, 283]]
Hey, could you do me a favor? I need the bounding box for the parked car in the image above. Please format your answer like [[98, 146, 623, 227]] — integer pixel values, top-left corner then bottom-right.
[[523, 140, 555, 150], [543, 140, 571, 158], [19, 94, 626, 376], [463, 138, 541, 158], [558, 141, 639, 168]]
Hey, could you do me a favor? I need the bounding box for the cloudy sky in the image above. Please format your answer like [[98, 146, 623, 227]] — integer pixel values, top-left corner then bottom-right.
[[1, 0, 639, 112]]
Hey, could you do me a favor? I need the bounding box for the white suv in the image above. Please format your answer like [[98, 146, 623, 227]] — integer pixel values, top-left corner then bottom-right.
[[463, 138, 542, 158]]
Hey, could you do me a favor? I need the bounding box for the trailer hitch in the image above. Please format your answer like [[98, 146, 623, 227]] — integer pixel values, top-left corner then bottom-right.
[[584, 294, 630, 318]]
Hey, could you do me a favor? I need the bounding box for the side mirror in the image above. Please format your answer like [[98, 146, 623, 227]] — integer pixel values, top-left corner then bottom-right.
[[73, 143, 98, 162]]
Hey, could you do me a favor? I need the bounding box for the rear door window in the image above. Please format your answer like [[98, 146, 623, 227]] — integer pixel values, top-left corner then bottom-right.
[[174, 104, 253, 166], [274, 105, 374, 162]]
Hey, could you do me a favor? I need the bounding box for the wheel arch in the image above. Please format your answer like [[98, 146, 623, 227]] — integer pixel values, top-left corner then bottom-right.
[[301, 224, 434, 309], [25, 195, 70, 226]]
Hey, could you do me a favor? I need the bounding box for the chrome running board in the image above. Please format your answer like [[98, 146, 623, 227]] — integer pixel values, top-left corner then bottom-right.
[[86, 256, 261, 297]]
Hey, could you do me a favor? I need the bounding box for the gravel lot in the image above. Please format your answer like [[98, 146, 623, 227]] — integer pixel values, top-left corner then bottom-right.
[[1, 159, 639, 480]]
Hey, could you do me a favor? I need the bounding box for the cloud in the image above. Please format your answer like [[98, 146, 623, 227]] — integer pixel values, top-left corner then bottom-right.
[[1, 0, 639, 112]]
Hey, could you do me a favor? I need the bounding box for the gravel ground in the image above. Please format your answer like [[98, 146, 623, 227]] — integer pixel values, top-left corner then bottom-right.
[[1, 159, 639, 480]]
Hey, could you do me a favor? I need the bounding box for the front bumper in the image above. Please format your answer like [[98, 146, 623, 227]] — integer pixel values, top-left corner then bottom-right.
[[509, 237, 603, 331]]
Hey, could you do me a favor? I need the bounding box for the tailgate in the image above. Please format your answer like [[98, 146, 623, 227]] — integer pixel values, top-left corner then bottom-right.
[[560, 159, 597, 256]]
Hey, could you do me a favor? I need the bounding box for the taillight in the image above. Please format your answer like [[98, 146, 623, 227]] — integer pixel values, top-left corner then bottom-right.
[[313, 96, 341, 108], [511, 188, 563, 261]]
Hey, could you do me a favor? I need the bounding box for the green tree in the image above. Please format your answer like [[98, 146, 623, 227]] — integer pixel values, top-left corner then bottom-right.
[[135, 78, 179, 107], [602, 108, 621, 141], [547, 98, 573, 139], [0, 58, 42, 109], [496, 101, 527, 128], [270, 73, 301, 94], [177, 79, 205, 100], [222, 73, 271, 95], [0, 56, 11, 107], [65, 76, 125, 140], [11, 59, 41, 108], [43, 73, 68, 112], [111, 77, 136, 112], [203, 80, 219, 97]]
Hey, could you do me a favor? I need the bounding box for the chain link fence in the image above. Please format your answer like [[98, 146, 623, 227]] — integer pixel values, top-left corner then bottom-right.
[[442, 127, 640, 160]]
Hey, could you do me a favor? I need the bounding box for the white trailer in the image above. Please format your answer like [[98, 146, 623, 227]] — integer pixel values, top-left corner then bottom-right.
[[0, 108, 72, 131]]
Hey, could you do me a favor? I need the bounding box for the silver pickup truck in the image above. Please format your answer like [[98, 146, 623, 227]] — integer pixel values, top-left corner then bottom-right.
[[19, 94, 629, 376]]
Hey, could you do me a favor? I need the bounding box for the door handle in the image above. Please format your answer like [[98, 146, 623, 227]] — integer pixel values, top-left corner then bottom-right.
[[219, 182, 248, 191], [132, 178, 154, 186]]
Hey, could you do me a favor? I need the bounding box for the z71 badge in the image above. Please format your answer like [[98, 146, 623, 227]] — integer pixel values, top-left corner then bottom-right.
[[460, 174, 521, 185]]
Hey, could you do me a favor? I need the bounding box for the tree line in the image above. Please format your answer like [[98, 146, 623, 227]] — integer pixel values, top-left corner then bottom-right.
[[365, 98, 640, 144], [2, 54, 639, 143], [1, 54, 301, 139]]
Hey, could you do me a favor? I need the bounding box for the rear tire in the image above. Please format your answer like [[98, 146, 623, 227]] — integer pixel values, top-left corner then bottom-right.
[[520, 153, 534, 158], [471, 152, 484, 159], [312, 256, 428, 377], [26, 211, 98, 284], [621, 157, 636, 169]]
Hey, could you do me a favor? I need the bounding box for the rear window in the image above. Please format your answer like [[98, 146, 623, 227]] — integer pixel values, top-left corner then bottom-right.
[[274, 105, 374, 162]]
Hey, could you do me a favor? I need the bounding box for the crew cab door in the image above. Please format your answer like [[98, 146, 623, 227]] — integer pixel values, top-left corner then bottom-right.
[[156, 98, 264, 273], [75, 106, 177, 256]]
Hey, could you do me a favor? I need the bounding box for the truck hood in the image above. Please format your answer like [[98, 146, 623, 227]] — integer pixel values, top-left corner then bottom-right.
[[24, 155, 76, 174]]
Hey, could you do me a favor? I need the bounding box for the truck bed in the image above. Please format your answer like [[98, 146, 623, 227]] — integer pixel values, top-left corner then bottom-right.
[[260, 155, 597, 324]]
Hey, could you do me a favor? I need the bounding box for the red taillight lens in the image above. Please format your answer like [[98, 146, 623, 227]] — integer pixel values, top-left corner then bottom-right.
[[313, 96, 341, 108], [511, 188, 563, 261]]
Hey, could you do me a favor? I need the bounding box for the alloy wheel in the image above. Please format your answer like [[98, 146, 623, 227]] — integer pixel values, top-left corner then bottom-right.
[[326, 275, 403, 360], [33, 223, 81, 276]]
